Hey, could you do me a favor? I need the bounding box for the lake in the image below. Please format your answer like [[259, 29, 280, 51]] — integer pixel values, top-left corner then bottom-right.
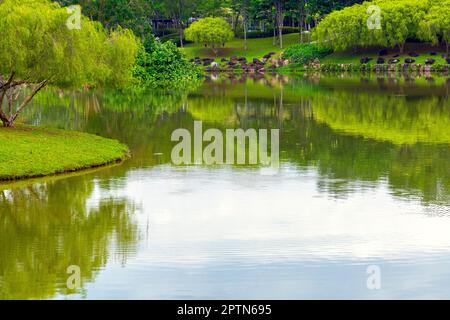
[[1, 73, 450, 299]]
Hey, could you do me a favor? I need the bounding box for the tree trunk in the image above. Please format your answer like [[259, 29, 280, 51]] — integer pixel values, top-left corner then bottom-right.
[[177, 18, 184, 47], [179, 26, 184, 47], [299, 17, 303, 43], [0, 78, 48, 127], [233, 11, 241, 32], [279, 24, 283, 49], [299, 1, 305, 43], [2, 119, 13, 127], [243, 15, 248, 50], [273, 16, 277, 46], [274, 0, 284, 49]]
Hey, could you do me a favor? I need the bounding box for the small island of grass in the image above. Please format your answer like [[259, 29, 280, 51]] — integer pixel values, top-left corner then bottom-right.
[[0, 126, 129, 181]]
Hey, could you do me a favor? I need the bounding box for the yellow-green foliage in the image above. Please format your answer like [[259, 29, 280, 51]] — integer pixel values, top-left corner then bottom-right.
[[313, 91, 450, 145], [418, 0, 450, 50], [185, 17, 234, 50], [0, 177, 138, 299], [0, 0, 139, 88], [314, 0, 450, 51], [0, 126, 129, 180]]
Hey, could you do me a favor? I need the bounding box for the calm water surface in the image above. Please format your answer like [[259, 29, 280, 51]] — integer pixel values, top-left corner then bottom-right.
[[1, 74, 450, 299]]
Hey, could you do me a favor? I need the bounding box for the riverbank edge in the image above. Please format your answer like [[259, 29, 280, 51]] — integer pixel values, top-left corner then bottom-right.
[[202, 62, 450, 75], [0, 125, 130, 181]]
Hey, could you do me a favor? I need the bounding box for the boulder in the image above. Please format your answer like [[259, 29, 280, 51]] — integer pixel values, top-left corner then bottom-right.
[[425, 58, 435, 65], [360, 57, 372, 64], [430, 52, 437, 56], [404, 58, 415, 64], [388, 59, 400, 64], [263, 52, 276, 59], [408, 52, 419, 57], [378, 49, 388, 56], [376, 57, 385, 64]]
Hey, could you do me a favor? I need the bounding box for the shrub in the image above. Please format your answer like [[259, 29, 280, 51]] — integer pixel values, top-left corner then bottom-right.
[[283, 44, 332, 64], [133, 40, 201, 88]]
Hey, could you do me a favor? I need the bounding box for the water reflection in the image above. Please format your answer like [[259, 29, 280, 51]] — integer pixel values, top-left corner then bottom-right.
[[0, 175, 139, 299], [1, 73, 449, 299]]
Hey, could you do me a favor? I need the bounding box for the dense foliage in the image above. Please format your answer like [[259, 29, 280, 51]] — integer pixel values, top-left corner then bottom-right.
[[0, 0, 138, 127], [133, 40, 201, 88], [185, 17, 235, 55], [314, 0, 450, 52], [283, 43, 332, 64], [56, 0, 154, 43], [418, 0, 450, 52]]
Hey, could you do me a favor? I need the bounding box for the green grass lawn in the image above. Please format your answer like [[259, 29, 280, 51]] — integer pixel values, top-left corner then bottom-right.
[[181, 33, 304, 60], [0, 126, 129, 180]]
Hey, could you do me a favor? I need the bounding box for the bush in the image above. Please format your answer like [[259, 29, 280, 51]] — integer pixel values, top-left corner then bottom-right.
[[283, 44, 332, 64], [133, 40, 201, 88]]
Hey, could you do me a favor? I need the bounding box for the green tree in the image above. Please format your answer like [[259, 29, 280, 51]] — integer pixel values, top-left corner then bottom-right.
[[313, 0, 432, 53], [162, 0, 200, 47], [418, 0, 450, 53], [184, 17, 234, 55], [0, 0, 138, 127], [57, 0, 154, 43], [231, 0, 251, 49]]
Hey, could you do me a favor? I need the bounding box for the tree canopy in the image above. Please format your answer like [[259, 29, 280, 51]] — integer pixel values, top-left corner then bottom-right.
[[0, 0, 138, 127], [418, 0, 450, 52], [185, 17, 235, 55], [313, 0, 449, 53]]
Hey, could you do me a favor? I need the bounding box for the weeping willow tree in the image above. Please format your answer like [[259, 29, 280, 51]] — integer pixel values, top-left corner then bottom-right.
[[313, 0, 436, 53], [0, 0, 138, 127], [418, 0, 450, 53]]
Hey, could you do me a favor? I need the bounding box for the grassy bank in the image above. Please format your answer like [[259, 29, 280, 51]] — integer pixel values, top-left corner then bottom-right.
[[181, 33, 303, 60], [321, 52, 448, 65], [0, 126, 129, 181]]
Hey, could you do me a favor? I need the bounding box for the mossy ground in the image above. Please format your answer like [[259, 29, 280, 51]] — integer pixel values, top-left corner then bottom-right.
[[0, 125, 129, 180]]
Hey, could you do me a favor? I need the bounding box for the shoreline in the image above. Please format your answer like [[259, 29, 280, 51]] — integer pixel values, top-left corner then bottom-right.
[[0, 125, 130, 182]]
